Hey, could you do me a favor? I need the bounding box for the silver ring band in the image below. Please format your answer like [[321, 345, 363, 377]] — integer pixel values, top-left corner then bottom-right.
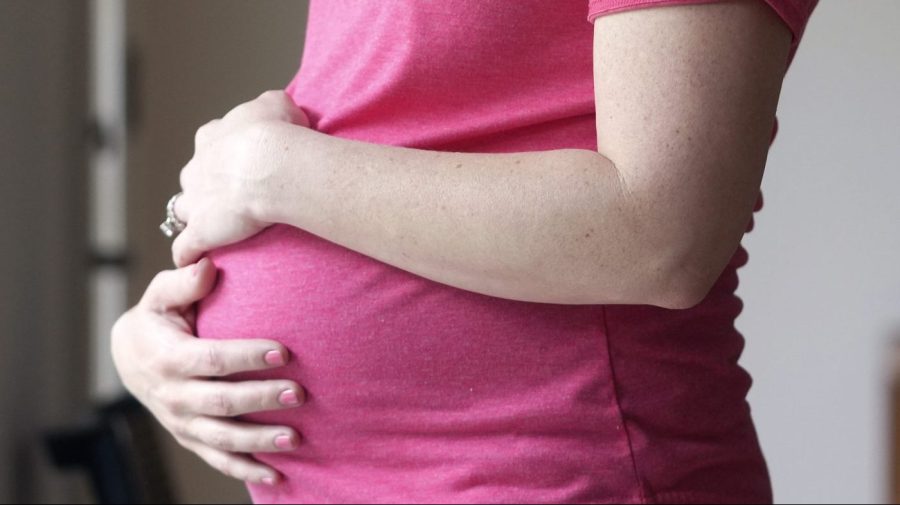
[[159, 192, 187, 238]]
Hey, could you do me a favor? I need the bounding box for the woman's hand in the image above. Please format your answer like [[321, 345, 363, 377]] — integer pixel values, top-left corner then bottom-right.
[[171, 90, 310, 268], [111, 258, 306, 485]]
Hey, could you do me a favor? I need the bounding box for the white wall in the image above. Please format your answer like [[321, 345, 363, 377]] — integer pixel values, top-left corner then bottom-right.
[[737, 1, 900, 503]]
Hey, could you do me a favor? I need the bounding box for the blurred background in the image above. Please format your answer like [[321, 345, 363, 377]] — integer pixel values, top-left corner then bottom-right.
[[0, 0, 897, 503]]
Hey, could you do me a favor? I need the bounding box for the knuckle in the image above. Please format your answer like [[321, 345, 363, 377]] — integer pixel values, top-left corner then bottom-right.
[[109, 314, 133, 358], [152, 384, 183, 414], [193, 128, 204, 146], [165, 349, 189, 377], [202, 345, 227, 376], [179, 165, 192, 191], [109, 313, 126, 341], [153, 349, 180, 377], [205, 391, 235, 417], [244, 348, 263, 371], [232, 102, 252, 117], [166, 394, 188, 416], [194, 121, 216, 144], [173, 417, 194, 440], [258, 390, 273, 411], [209, 429, 235, 452]]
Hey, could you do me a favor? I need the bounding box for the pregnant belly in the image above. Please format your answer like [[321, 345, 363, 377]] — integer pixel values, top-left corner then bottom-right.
[[196, 224, 640, 503]]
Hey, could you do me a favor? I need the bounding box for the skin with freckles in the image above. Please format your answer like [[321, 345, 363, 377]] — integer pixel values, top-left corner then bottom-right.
[[115, 0, 792, 485], [172, 2, 789, 310]]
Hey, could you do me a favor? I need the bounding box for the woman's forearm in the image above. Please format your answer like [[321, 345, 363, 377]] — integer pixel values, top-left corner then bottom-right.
[[260, 125, 685, 307]]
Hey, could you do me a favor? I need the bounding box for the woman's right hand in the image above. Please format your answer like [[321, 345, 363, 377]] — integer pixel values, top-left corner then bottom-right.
[[110, 258, 305, 486]]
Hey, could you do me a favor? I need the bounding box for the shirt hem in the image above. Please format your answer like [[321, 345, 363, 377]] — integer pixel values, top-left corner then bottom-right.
[[648, 490, 773, 504]]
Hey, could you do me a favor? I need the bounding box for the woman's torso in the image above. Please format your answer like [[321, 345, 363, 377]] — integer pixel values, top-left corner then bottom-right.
[[197, 1, 771, 503]]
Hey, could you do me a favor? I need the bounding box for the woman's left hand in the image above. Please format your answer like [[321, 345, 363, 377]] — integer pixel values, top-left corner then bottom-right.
[[171, 90, 309, 268]]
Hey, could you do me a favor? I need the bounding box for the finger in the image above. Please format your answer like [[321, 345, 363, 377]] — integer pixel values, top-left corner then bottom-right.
[[256, 89, 293, 110], [173, 189, 193, 223], [224, 90, 298, 124], [261, 89, 307, 125], [173, 338, 291, 378], [177, 159, 199, 201], [140, 258, 217, 313], [180, 416, 302, 454], [175, 380, 305, 417], [194, 119, 222, 148], [222, 100, 257, 123], [172, 225, 207, 268], [182, 438, 282, 485], [291, 104, 310, 128], [182, 304, 198, 329]]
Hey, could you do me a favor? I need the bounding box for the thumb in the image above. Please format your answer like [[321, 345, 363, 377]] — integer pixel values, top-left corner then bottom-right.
[[140, 258, 218, 314]]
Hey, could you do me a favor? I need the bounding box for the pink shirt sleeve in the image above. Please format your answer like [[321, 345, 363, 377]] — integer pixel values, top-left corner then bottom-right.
[[588, 0, 819, 63]]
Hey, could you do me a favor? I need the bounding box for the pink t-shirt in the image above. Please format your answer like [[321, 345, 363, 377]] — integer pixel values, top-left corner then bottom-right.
[[197, 1, 817, 503]]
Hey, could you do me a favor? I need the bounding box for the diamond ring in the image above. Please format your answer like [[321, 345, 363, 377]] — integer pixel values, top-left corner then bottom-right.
[[159, 192, 187, 239]]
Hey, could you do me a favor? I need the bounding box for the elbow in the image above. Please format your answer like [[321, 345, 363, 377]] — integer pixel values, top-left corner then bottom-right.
[[575, 248, 716, 308], [654, 279, 711, 310], [645, 247, 721, 311]]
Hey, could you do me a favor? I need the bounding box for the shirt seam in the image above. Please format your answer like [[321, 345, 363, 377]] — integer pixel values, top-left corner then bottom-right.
[[600, 304, 649, 504], [652, 489, 773, 504], [587, 0, 725, 22]]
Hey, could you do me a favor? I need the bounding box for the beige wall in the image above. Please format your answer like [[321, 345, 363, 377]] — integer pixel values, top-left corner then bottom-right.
[[126, 1, 308, 502], [0, 0, 91, 502]]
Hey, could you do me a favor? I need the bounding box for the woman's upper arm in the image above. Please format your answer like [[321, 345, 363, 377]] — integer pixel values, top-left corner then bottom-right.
[[592, 0, 793, 302]]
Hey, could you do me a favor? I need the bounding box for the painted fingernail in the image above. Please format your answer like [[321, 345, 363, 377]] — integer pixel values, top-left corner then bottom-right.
[[279, 389, 301, 407], [265, 350, 286, 366], [275, 435, 296, 450]]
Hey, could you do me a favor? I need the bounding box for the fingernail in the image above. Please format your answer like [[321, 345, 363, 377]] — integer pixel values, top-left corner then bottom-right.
[[279, 389, 300, 407], [275, 435, 296, 450], [265, 350, 286, 366], [262, 476, 277, 486]]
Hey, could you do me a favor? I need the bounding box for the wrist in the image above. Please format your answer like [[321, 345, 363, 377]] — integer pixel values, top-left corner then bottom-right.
[[247, 121, 317, 227]]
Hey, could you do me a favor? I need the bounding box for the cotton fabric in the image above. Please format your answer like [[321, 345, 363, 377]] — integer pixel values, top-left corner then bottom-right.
[[197, 1, 817, 502]]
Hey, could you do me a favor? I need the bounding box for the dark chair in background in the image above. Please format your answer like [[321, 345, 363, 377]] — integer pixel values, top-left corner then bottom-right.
[[44, 395, 174, 504]]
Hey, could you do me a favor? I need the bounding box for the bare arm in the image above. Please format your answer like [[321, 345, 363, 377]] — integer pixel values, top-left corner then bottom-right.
[[250, 0, 791, 308], [174, 0, 791, 309]]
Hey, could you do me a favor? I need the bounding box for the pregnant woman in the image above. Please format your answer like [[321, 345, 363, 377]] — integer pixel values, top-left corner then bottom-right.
[[112, 0, 818, 503]]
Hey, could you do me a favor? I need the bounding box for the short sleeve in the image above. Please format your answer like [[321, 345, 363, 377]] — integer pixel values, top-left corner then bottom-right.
[[587, 0, 819, 64]]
